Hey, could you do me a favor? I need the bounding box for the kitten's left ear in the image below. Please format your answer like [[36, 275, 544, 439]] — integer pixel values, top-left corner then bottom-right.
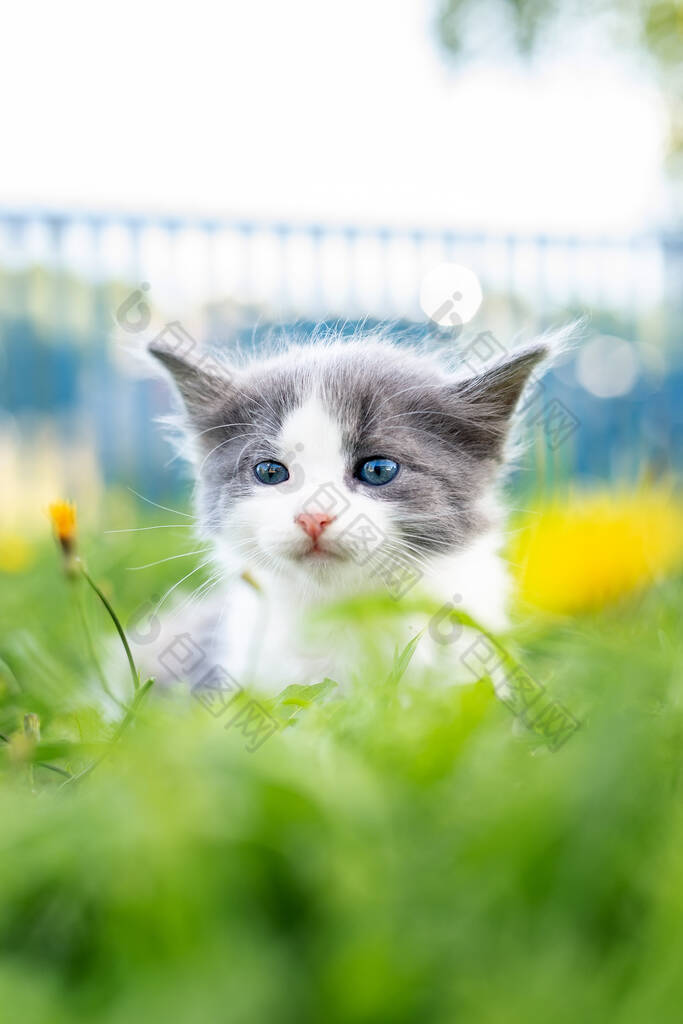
[[450, 339, 551, 457], [147, 332, 234, 423]]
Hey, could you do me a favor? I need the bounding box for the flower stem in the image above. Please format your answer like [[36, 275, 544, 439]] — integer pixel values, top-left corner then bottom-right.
[[75, 584, 127, 710], [80, 566, 139, 693], [60, 677, 155, 787]]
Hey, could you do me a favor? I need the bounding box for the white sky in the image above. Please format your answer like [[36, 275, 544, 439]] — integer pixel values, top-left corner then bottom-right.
[[1, 0, 668, 234]]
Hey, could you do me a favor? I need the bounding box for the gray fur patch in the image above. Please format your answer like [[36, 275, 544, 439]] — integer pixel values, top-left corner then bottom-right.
[[149, 327, 550, 554]]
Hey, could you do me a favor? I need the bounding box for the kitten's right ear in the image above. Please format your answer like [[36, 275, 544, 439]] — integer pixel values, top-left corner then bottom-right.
[[147, 330, 233, 421]]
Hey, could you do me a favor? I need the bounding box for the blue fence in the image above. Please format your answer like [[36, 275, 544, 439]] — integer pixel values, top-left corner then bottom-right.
[[0, 208, 681, 496]]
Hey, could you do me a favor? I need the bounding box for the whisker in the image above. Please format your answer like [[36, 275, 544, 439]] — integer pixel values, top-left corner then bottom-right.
[[209, 577, 233, 647], [380, 542, 431, 575], [197, 431, 264, 476], [155, 558, 215, 615], [165, 420, 276, 468], [362, 381, 454, 433], [234, 436, 262, 469], [373, 409, 467, 426], [191, 421, 265, 440], [183, 574, 222, 609], [164, 421, 269, 469], [385, 535, 431, 556], [127, 487, 193, 518], [104, 524, 195, 534], [238, 390, 282, 436], [172, 577, 216, 618], [126, 548, 210, 571]]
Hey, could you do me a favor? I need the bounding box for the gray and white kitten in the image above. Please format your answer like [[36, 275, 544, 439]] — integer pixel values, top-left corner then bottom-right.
[[144, 328, 549, 694]]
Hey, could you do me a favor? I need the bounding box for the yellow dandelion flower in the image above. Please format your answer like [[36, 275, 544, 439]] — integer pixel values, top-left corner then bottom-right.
[[48, 500, 78, 563], [511, 484, 683, 615]]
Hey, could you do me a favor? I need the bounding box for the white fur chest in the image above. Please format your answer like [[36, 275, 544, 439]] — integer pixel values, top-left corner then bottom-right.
[[214, 529, 510, 695]]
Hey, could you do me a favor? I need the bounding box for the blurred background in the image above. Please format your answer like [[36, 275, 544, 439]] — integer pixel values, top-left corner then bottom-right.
[[1, 0, 681, 537], [1, 9, 682, 1020]]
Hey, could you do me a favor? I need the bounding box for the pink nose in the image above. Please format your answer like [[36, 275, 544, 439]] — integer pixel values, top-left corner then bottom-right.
[[295, 511, 335, 542]]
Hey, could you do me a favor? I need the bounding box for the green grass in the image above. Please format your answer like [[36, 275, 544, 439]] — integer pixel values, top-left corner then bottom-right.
[[1, 502, 682, 1023]]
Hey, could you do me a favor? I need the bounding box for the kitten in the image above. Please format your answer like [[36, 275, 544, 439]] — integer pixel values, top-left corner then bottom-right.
[[140, 327, 551, 695]]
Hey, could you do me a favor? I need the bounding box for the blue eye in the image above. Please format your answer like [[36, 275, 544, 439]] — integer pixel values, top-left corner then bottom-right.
[[254, 461, 289, 485], [356, 457, 399, 486]]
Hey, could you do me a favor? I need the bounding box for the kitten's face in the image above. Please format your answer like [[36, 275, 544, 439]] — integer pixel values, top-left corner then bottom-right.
[[150, 336, 546, 588]]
